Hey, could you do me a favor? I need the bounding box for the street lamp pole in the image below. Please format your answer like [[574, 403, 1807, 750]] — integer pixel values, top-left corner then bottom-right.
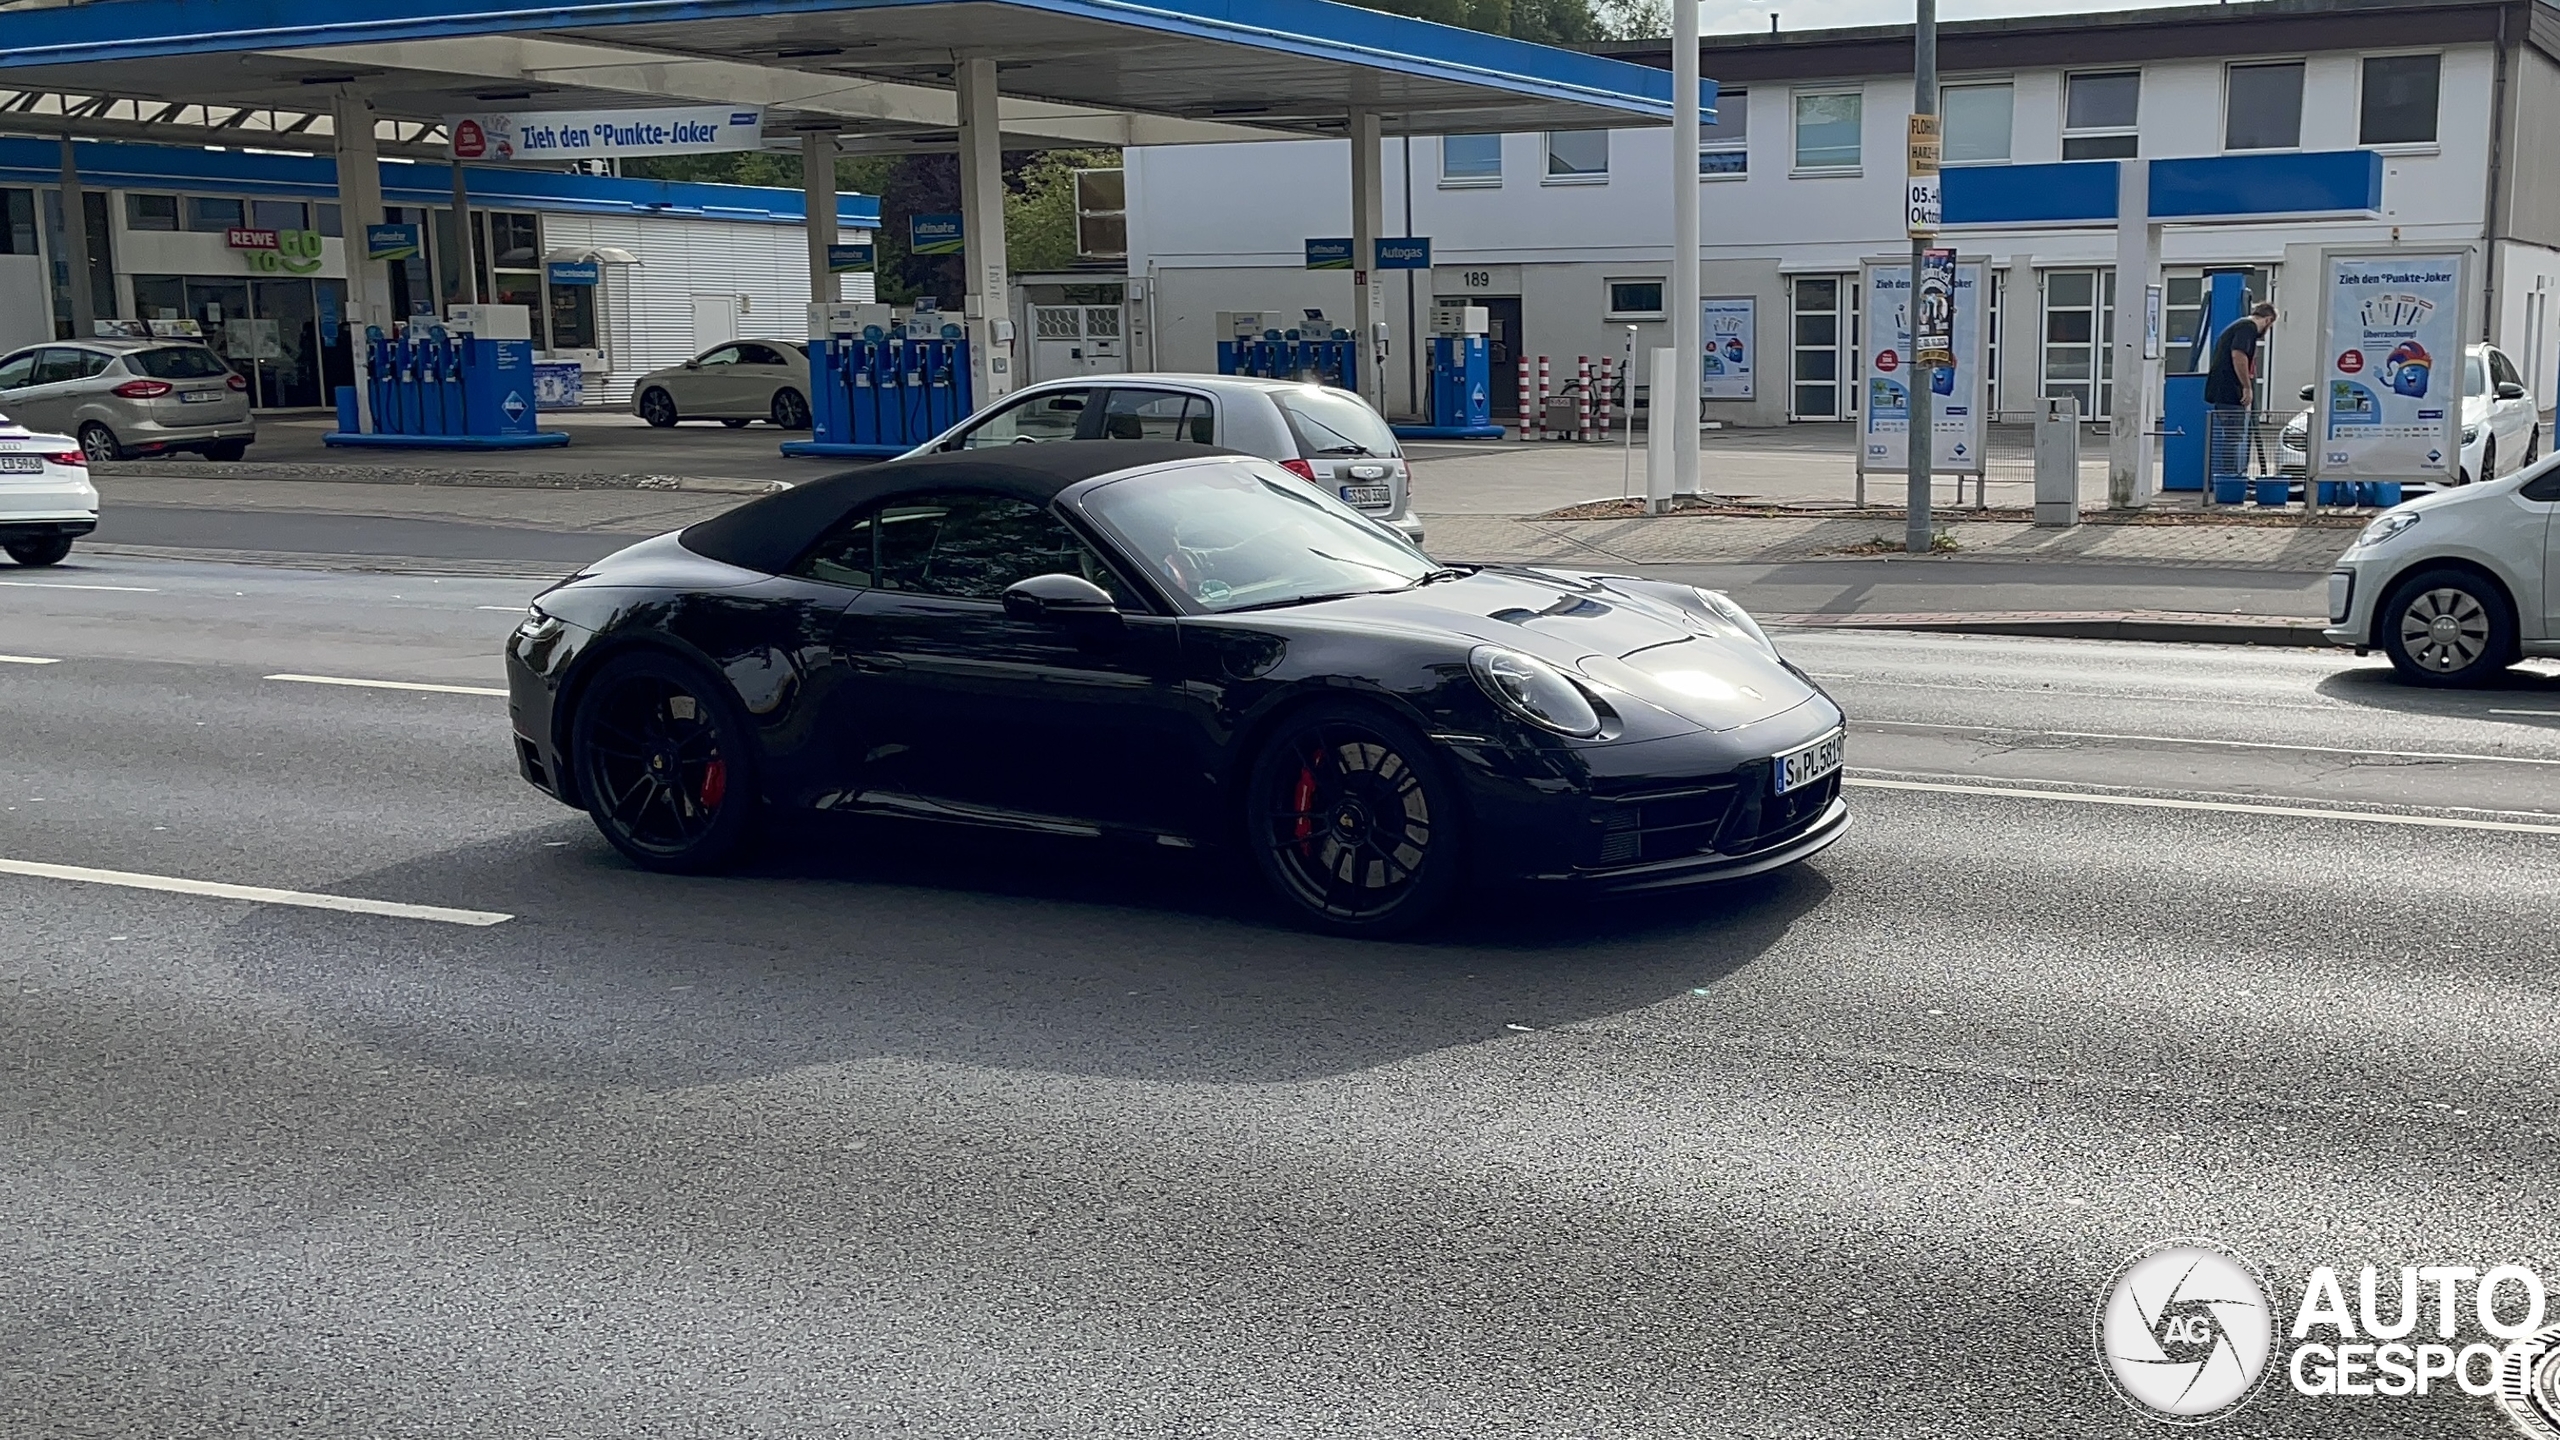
[[1905, 0, 1938, 553]]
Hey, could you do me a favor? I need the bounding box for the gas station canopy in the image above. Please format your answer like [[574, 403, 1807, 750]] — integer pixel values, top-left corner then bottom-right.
[[0, 0, 1707, 156]]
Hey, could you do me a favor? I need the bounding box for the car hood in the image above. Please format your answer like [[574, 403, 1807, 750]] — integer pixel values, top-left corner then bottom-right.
[[1281, 566, 1818, 732]]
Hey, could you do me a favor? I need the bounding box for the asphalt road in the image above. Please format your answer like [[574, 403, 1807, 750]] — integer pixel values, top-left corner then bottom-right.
[[4, 552, 2558, 1438]]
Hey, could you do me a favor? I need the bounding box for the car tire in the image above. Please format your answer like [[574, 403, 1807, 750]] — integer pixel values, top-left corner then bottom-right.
[[1245, 700, 1464, 937], [76, 423, 125, 464], [571, 650, 762, 873], [201, 439, 248, 462], [771, 387, 811, 430], [4, 536, 73, 567], [638, 388, 680, 428], [2527, 427, 2541, 466], [2379, 567, 2518, 687], [720, 418, 751, 429], [2483, 438, 2497, 481]]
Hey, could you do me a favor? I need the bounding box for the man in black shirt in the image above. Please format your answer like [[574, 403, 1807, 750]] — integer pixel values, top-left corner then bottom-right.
[[2205, 302, 2278, 482]]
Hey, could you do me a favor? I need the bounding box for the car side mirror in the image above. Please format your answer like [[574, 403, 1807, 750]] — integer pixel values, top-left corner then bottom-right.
[[2498, 381, 2527, 400], [2298, 384, 2314, 402], [1002, 573, 1123, 629], [683, 359, 701, 370]]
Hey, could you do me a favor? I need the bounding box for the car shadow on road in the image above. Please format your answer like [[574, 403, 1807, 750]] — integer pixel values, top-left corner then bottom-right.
[[2311, 660, 2560, 719], [222, 811, 1838, 1088]]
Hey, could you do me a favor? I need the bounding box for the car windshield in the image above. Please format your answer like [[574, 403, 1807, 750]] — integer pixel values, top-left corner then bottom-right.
[[1081, 459, 1435, 612], [127, 345, 232, 380], [2466, 354, 2486, 397], [1275, 386, 1400, 458]]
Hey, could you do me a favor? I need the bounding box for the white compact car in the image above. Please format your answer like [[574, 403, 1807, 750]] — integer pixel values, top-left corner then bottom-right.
[[908, 374, 1423, 545], [0, 415, 99, 567], [2324, 454, 2560, 685], [2281, 343, 2540, 488], [630, 340, 813, 430]]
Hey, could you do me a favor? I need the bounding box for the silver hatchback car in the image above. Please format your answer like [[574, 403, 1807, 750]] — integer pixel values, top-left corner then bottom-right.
[[0, 338, 256, 463], [909, 374, 1422, 544]]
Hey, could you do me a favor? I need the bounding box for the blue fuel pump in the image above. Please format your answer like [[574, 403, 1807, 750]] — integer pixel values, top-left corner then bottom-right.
[[2162, 271, 2250, 494], [325, 305, 568, 449], [1396, 303, 1503, 440], [783, 305, 975, 458]]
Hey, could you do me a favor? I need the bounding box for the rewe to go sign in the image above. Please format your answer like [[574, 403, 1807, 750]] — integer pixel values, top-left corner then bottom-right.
[[228, 227, 325, 275]]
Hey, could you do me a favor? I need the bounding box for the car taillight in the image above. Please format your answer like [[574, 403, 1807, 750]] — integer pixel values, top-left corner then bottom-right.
[[42, 451, 84, 469], [1278, 458, 1318, 482], [225, 372, 249, 392], [112, 379, 174, 399]]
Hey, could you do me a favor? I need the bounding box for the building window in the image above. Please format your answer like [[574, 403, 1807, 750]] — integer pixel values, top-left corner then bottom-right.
[[125, 193, 180, 232], [185, 196, 244, 233], [133, 274, 185, 321], [2225, 61, 2305, 150], [1941, 83, 2013, 165], [250, 199, 307, 233], [2360, 54, 2440, 145], [1544, 130, 1608, 182], [1790, 274, 1856, 420], [1793, 92, 1862, 171], [1701, 92, 1747, 177], [2063, 71, 2140, 160], [316, 203, 343, 238], [1074, 168, 1125, 258], [2042, 267, 2116, 420], [1443, 134, 1503, 186], [1606, 279, 1665, 319], [486, 211, 546, 347], [0, 190, 34, 255]]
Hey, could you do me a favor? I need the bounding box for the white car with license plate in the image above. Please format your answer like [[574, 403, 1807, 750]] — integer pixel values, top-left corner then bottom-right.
[[909, 375, 1424, 545], [2280, 343, 2540, 488], [2324, 452, 2560, 684], [0, 415, 99, 567]]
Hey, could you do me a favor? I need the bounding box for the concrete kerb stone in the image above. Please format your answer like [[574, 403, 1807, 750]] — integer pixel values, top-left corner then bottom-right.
[[96, 460, 789, 496]]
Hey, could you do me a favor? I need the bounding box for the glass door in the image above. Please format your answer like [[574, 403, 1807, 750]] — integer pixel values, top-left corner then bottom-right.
[[250, 278, 320, 409], [1790, 275, 1856, 421], [2040, 268, 2116, 420], [184, 278, 255, 391]]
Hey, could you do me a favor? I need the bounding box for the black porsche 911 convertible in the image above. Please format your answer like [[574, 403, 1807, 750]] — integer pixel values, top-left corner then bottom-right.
[[505, 440, 1847, 933]]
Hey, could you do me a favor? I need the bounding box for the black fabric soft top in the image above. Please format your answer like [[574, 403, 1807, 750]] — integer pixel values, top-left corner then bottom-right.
[[678, 440, 1244, 576]]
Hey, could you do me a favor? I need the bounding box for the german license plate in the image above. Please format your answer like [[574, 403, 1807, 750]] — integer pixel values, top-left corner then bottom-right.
[[1774, 728, 1844, 794], [1339, 484, 1391, 507], [179, 389, 223, 403], [0, 456, 42, 473]]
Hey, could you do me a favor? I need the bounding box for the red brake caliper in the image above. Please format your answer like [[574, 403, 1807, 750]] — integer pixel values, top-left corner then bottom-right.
[[698, 755, 727, 809], [1291, 749, 1319, 849]]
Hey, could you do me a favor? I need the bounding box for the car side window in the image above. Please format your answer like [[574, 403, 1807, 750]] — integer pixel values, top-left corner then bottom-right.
[[738, 343, 789, 366], [954, 388, 1089, 449], [2524, 467, 2560, 502], [2491, 349, 2523, 391], [697, 345, 742, 367], [871, 490, 1133, 605], [793, 511, 877, 589], [32, 349, 93, 385], [0, 352, 33, 390], [1099, 389, 1215, 444]]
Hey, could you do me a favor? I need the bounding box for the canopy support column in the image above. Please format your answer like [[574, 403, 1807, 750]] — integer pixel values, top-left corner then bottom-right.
[[334, 91, 386, 434], [956, 55, 1015, 402], [1349, 106, 1386, 415], [1669, 0, 1702, 504], [57, 137, 95, 339], [2110, 158, 2160, 509], [803, 130, 839, 305]]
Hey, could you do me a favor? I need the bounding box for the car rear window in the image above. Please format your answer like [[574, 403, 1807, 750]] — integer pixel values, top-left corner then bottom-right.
[[1274, 387, 1400, 460], [128, 346, 233, 380]]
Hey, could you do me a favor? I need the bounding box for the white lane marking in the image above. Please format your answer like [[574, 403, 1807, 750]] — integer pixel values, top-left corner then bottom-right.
[[1860, 718, 2560, 768], [0, 857, 512, 926], [266, 673, 507, 697], [0, 579, 158, 592], [476, 605, 527, 612], [2492, 709, 2560, 718], [1807, 674, 2345, 712], [1844, 776, 2560, 836], [0, 654, 60, 665]]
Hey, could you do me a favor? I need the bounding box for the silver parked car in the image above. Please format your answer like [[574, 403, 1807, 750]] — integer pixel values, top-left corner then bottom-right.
[[908, 374, 1422, 543], [0, 338, 255, 462], [630, 340, 814, 429]]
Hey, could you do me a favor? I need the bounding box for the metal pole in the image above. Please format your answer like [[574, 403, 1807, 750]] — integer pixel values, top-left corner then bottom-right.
[[1403, 134, 1420, 421], [1906, 0, 1937, 553], [450, 161, 478, 307], [1670, 0, 1703, 506], [803, 130, 839, 305], [57, 137, 95, 338], [1621, 325, 1639, 497]]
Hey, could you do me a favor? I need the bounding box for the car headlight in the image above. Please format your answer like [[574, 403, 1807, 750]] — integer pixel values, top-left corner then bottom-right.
[[1468, 646, 1603, 738], [2463, 425, 2480, 445], [1695, 588, 1779, 655], [2356, 510, 2421, 547]]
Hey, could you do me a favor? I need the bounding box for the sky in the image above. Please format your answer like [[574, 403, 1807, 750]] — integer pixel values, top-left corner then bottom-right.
[[1699, 0, 2209, 35]]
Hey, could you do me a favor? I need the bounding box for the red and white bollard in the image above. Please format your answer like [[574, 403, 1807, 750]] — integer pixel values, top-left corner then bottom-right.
[[1518, 358, 1533, 442], [1595, 358, 1614, 439], [1576, 357, 1593, 442], [1536, 355, 1552, 441]]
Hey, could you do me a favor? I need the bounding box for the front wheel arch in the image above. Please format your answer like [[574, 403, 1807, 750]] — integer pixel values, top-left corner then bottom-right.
[[548, 631, 747, 810], [2364, 557, 2520, 655], [1217, 684, 1460, 843]]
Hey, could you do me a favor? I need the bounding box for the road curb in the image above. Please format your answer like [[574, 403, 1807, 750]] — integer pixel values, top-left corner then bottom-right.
[[1764, 610, 2333, 647], [93, 461, 795, 495]]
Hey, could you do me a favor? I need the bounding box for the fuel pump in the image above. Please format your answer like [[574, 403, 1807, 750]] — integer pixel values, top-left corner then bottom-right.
[[2162, 271, 2251, 494], [1396, 303, 1502, 440]]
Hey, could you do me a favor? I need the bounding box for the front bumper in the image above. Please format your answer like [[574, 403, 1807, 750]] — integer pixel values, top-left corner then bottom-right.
[[1540, 792, 1850, 893], [2324, 557, 2380, 650]]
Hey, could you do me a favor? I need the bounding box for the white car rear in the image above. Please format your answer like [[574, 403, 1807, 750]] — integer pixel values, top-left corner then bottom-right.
[[0, 415, 100, 567]]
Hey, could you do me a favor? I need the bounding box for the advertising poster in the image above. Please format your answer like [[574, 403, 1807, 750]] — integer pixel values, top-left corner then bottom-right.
[[2313, 251, 2468, 480], [1701, 297, 1754, 400], [1860, 258, 1987, 475], [365, 223, 421, 263], [1915, 248, 1955, 369], [446, 106, 762, 161], [909, 213, 965, 257]]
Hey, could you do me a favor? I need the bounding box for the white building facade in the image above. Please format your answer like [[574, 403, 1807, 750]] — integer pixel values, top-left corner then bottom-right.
[[1122, 0, 2560, 431]]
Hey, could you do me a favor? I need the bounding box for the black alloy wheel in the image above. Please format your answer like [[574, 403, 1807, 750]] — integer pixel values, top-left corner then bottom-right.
[[771, 387, 811, 430], [638, 388, 680, 428], [76, 423, 125, 464], [4, 536, 73, 567], [572, 652, 760, 872], [1247, 702, 1462, 936], [202, 439, 248, 462], [2379, 567, 2517, 687]]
